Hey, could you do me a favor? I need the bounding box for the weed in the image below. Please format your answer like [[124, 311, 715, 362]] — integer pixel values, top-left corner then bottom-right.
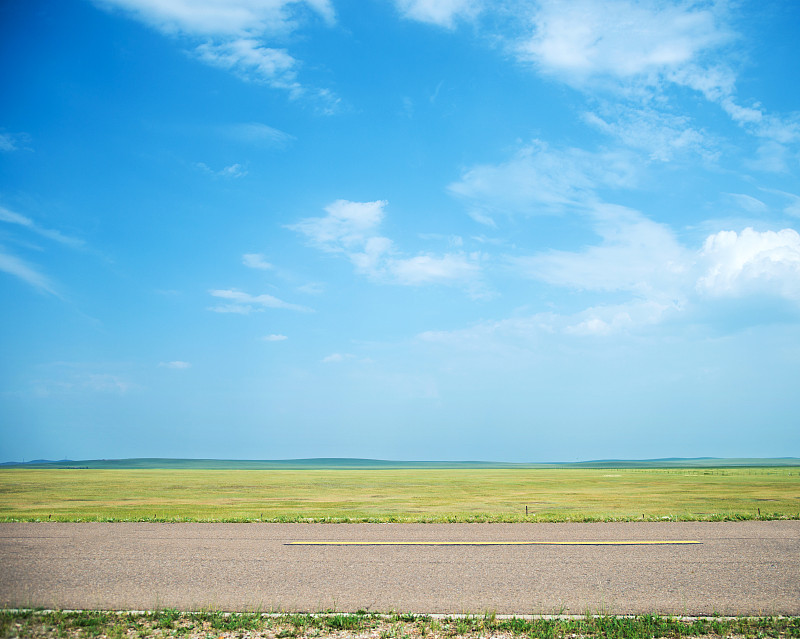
[[327, 613, 362, 631], [455, 619, 470, 635], [3, 610, 800, 639]]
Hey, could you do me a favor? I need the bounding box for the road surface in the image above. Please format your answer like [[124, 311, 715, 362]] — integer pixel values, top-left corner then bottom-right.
[[1, 521, 798, 614]]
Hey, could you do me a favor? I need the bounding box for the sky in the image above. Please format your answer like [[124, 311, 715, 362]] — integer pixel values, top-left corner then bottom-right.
[[1, 0, 799, 463]]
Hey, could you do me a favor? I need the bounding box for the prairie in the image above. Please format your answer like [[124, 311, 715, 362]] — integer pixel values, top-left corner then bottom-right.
[[1, 466, 797, 522]]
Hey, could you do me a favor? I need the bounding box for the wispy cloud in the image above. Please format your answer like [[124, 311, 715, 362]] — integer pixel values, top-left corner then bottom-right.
[[31, 363, 135, 396], [196, 39, 303, 95], [159, 361, 191, 369], [195, 162, 248, 178], [508, 0, 798, 167], [760, 188, 800, 218], [290, 199, 485, 289], [726, 193, 768, 214], [0, 131, 30, 152], [389, 253, 480, 285], [262, 334, 288, 341], [208, 288, 312, 313], [0, 251, 58, 296], [242, 253, 273, 270], [512, 204, 689, 300], [96, 0, 334, 37], [224, 122, 294, 147], [290, 199, 387, 250], [0, 134, 17, 152], [394, 0, 482, 28], [0, 206, 84, 248], [321, 352, 352, 363], [448, 141, 637, 224], [0, 207, 88, 297], [583, 104, 716, 163], [96, 0, 337, 105]]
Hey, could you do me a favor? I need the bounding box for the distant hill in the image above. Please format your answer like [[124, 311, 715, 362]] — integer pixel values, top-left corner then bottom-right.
[[1, 457, 799, 469]]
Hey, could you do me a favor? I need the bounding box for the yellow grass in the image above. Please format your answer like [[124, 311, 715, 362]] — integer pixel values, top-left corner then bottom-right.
[[1, 467, 798, 522]]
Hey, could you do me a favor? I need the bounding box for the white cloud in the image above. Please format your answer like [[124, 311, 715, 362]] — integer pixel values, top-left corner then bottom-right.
[[196, 39, 301, 94], [417, 214, 800, 346], [448, 141, 637, 222], [672, 65, 800, 155], [506, 218, 800, 335], [513, 204, 690, 298], [418, 294, 680, 346], [96, 0, 336, 104], [394, 0, 482, 28], [290, 199, 387, 249], [321, 352, 353, 363], [583, 105, 715, 162], [160, 360, 191, 369], [208, 288, 312, 313], [510, 0, 800, 157], [517, 0, 731, 84], [563, 299, 679, 336], [0, 251, 58, 296], [755, 114, 800, 145], [388, 253, 480, 285], [290, 200, 484, 288], [350, 235, 394, 275], [96, 0, 334, 37], [0, 206, 84, 248], [262, 333, 288, 341], [668, 63, 736, 102], [697, 228, 800, 301], [242, 252, 272, 269]]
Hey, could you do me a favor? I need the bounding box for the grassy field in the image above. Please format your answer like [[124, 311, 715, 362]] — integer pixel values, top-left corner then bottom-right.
[[2, 610, 799, 639], [1, 466, 798, 522]]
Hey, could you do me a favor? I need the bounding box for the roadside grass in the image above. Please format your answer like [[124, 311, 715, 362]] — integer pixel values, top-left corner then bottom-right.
[[2, 610, 799, 639], [0, 467, 798, 523]]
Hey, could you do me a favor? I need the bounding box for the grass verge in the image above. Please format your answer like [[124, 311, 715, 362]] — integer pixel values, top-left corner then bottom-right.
[[2, 610, 799, 639]]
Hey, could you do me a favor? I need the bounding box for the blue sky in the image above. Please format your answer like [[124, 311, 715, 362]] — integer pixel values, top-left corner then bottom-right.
[[1, 0, 799, 462]]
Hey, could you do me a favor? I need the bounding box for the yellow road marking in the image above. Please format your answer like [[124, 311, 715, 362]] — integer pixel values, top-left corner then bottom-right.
[[287, 540, 701, 546]]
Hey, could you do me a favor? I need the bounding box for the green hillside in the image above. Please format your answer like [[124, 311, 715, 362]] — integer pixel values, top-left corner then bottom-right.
[[3, 456, 799, 469]]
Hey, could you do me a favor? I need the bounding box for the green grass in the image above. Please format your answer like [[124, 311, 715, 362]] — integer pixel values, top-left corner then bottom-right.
[[1, 466, 798, 522], [1, 610, 799, 639]]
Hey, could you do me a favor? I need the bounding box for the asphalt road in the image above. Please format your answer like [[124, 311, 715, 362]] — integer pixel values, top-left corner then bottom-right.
[[1, 521, 798, 615]]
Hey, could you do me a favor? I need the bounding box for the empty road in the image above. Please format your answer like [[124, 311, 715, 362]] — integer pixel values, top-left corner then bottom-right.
[[1, 521, 798, 615]]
